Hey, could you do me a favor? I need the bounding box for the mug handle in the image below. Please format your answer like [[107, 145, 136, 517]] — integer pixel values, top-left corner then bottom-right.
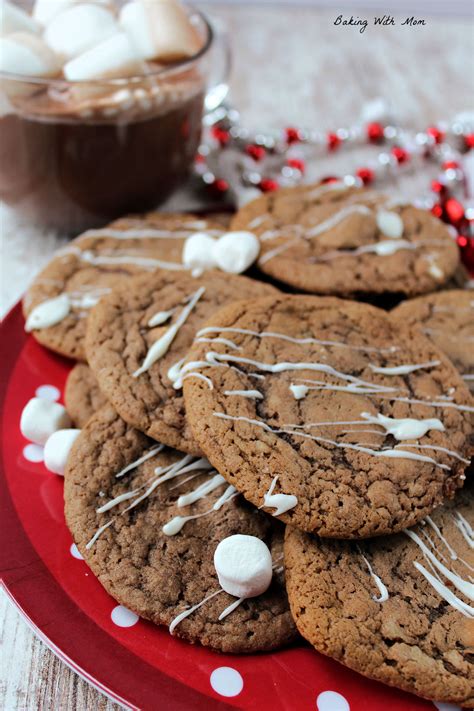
[[204, 16, 232, 113]]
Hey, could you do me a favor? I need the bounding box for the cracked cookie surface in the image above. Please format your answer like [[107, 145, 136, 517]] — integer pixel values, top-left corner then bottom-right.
[[283, 479, 474, 705], [392, 290, 474, 392], [23, 212, 227, 360], [64, 405, 297, 653], [182, 295, 473, 537], [231, 184, 459, 297], [85, 270, 278, 454], [64, 363, 107, 427]]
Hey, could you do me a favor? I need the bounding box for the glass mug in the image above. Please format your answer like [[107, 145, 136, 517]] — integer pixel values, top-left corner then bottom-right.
[[0, 3, 230, 233]]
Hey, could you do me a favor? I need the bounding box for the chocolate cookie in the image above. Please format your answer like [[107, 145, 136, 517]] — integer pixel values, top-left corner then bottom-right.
[[22, 212, 226, 360], [284, 480, 474, 705], [85, 270, 278, 455], [64, 363, 107, 427], [231, 183, 459, 297], [64, 405, 297, 653], [182, 295, 473, 537], [392, 290, 474, 392]]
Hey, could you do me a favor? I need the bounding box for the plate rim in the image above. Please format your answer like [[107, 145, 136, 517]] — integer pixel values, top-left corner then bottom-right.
[[0, 302, 234, 711]]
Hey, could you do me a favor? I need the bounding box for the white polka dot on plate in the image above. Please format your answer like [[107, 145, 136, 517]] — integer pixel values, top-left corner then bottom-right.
[[23, 443, 44, 463], [210, 667, 243, 698], [35, 384, 60, 401], [316, 690, 350, 711], [70, 543, 84, 560], [111, 605, 139, 628], [433, 704, 461, 711]]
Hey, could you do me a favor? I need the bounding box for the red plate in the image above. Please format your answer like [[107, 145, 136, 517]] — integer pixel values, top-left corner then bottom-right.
[[0, 303, 446, 711]]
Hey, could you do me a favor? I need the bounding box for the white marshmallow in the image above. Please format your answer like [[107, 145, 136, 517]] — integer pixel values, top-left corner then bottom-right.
[[20, 397, 71, 446], [25, 293, 70, 332], [182, 232, 217, 276], [0, 32, 61, 77], [214, 534, 273, 599], [44, 4, 117, 60], [44, 428, 81, 475], [33, 0, 78, 25], [376, 210, 404, 239], [213, 231, 260, 274], [64, 31, 143, 81], [33, 0, 111, 26], [120, 0, 202, 61], [0, 1, 41, 36]]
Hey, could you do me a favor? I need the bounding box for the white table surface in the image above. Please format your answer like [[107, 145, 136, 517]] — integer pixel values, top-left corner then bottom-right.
[[2, 4, 473, 709]]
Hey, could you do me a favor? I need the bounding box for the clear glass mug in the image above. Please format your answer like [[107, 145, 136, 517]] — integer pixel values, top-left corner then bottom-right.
[[0, 3, 230, 233]]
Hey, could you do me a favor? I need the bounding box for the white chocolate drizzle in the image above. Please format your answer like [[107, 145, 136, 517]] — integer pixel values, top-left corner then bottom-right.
[[368, 360, 440, 376], [148, 309, 175, 327], [213, 413, 452, 470], [176, 474, 226, 508], [85, 520, 113, 549], [196, 326, 398, 355], [289, 384, 309, 400], [169, 589, 224, 635], [305, 205, 372, 238], [67, 245, 184, 272], [81, 222, 219, 241], [405, 527, 474, 617], [25, 294, 71, 332], [203, 351, 398, 392], [359, 551, 389, 602], [224, 389, 264, 399], [181, 372, 214, 389], [115, 444, 164, 478], [133, 287, 205, 377], [453, 512, 474, 548], [360, 412, 444, 440], [259, 475, 298, 516]]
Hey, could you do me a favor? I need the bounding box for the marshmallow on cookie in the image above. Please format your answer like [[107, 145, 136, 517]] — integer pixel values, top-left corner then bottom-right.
[[183, 230, 261, 276]]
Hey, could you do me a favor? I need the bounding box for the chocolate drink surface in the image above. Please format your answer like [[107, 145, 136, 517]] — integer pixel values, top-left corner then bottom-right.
[[0, 85, 204, 233]]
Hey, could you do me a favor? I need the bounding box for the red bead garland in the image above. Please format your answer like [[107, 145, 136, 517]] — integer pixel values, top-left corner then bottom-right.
[[366, 122, 385, 143], [195, 107, 474, 272]]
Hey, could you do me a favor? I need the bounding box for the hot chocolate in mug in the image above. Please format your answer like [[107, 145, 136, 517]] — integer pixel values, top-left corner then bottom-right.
[[0, 1, 231, 232]]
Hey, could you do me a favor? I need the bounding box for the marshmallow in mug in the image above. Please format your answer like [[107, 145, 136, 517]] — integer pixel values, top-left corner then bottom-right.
[[0, 1, 41, 36], [44, 4, 118, 61], [0, 32, 61, 77], [44, 428, 81, 475], [214, 534, 273, 598], [20, 397, 71, 446], [32, 0, 111, 26], [182, 230, 260, 275], [64, 31, 143, 81], [120, 0, 202, 62]]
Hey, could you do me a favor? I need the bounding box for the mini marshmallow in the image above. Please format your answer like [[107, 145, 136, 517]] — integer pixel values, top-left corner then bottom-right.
[[119, 0, 202, 62], [182, 232, 217, 276], [25, 293, 70, 332], [44, 428, 81, 475], [213, 231, 260, 274], [20, 397, 71, 446], [64, 31, 143, 81], [214, 534, 273, 599], [376, 210, 404, 239], [0, 1, 41, 36], [44, 4, 118, 61], [0, 32, 61, 77]]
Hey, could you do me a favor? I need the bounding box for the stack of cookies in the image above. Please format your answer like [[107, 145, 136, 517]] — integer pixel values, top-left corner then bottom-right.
[[22, 183, 474, 705]]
